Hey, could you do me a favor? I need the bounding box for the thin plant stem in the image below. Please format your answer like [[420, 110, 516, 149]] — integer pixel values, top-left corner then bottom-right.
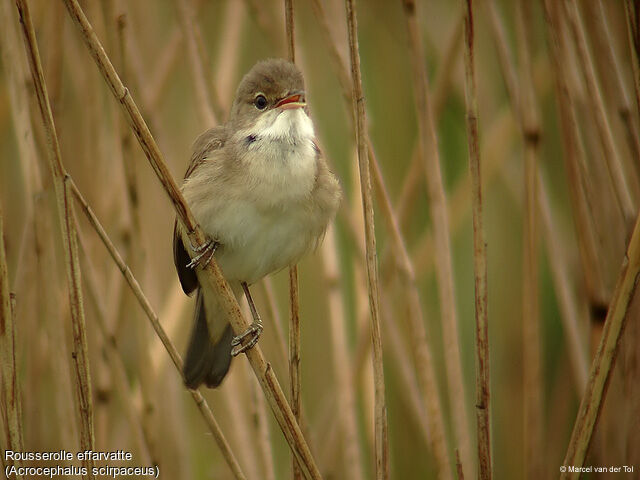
[[284, 4, 302, 478], [68, 176, 247, 480], [540, 0, 608, 308], [344, 1, 389, 479], [251, 376, 277, 480], [0, 208, 24, 479], [462, 1, 491, 478], [515, 1, 543, 477], [626, 0, 640, 120], [60, 1, 321, 477], [15, 1, 96, 476], [535, 176, 589, 393], [561, 209, 640, 476], [370, 155, 453, 480], [563, 0, 636, 224], [289, 265, 302, 480], [76, 231, 153, 465], [586, 0, 640, 166], [175, 0, 218, 126], [400, 0, 471, 475], [396, 7, 465, 228], [321, 227, 365, 480], [285, 0, 295, 63]]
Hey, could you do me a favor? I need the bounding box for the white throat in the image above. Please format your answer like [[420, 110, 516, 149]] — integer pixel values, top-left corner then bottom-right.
[[238, 109, 317, 204]]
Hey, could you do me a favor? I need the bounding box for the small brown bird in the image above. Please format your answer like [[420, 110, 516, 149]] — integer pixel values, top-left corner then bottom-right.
[[173, 59, 341, 389]]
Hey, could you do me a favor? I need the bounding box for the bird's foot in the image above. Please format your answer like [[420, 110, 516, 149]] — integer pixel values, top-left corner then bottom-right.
[[186, 237, 218, 269], [231, 321, 263, 356]]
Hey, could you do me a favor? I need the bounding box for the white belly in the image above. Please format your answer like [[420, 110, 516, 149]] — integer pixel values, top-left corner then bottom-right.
[[213, 200, 318, 283]]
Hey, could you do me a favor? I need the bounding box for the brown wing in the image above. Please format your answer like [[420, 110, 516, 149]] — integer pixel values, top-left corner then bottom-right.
[[173, 127, 227, 295]]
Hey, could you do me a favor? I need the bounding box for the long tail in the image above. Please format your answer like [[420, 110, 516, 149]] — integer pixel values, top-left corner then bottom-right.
[[183, 290, 233, 389]]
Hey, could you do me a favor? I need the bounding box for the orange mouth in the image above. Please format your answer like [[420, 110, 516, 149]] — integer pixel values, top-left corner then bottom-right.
[[275, 93, 306, 110]]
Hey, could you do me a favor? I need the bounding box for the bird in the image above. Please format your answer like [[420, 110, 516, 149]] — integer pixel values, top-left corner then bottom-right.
[[173, 58, 342, 389]]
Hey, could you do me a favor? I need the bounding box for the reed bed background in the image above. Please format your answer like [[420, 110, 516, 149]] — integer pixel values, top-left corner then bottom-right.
[[1, 0, 639, 479]]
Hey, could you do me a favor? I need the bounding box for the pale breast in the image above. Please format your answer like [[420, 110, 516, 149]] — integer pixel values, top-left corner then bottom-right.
[[185, 108, 325, 283]]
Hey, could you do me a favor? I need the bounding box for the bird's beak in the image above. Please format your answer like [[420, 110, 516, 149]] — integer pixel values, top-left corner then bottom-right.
[[275, 92, 306, 110]]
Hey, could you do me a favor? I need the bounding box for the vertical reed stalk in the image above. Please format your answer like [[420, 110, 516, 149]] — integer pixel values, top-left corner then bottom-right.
[[462, 1, 491, 478], [285, 4, 302, 478], [516, 1, 543, 477], [175, 0, 218, 126], [60, 1, 321, 477], [626, 0, 640, 121], [0, 208, 24, 479], [562, 213, 640, 476], [344, 1, 389, 478], [563, 0, 636, 223], [251, 376, 277, 480], [585, 0, 640, 164], [321, 227, 365, 480], [536, 176, 589, 393], [289, 265, 302, 480], [540, 0, 608, 308], [15, 2, 96, 477], [401, 0, 471, 475]]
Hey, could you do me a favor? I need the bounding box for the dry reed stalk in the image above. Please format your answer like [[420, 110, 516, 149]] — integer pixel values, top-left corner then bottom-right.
[[321, 226, 365, 480], [259, 278, 289, 371], [515, 1, 543, 477], [244, 0, 282, 51], [285, 0, 295, 63], [211, 0, 246, 113], [251, 376, 277, 480], [626, 0, 640, 118], [396, 7, 465, 227], [455, 450, 465, 480], [76, 232, 153, 465], [60, 1, 321, 477], [309, 0, 451, 474], [370, 157, 453, 480], [68, 177, 247, 480], [563, 0, 636, 223], [344, 1, 389, 478], [113, 12, 162, 467], [15, 2, 96, 477], [176, 0, 218, 127], [144, 26, 183, 111], [536, 176, 589, 393], [540, 0, 608, 308], [584, 0, 640, 166], [0, 208, 24, 479], [462, 1, 491, 478], [499, 160, 590, 395], [289, 264, 302, 480], [561, 207, 640, 476], [150, 280, 189, 374], [284, 5, 302, 478], [400, 0, 471, 475], [413, 106, 516, 277], [379, 294, 433, 451], [309, 0, 351, 99]]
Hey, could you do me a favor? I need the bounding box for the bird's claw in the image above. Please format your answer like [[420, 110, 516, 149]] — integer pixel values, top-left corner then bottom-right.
[[230, 322, 263, 356], [186, 238, 218, 269]]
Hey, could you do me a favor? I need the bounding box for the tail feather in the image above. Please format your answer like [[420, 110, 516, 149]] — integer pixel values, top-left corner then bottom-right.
[[183, 290, 233, 389]]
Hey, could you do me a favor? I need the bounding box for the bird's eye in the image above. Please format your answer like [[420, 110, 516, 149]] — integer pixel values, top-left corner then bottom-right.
[[254, 94, 268, 110]]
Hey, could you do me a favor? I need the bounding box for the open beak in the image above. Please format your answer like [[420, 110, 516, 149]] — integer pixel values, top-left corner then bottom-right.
[[275, 92, 306, 110]]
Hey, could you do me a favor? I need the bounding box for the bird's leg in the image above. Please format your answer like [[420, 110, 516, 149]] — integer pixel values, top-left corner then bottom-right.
[[187, 237, 218, 269], [231, 282, 264, 356]]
